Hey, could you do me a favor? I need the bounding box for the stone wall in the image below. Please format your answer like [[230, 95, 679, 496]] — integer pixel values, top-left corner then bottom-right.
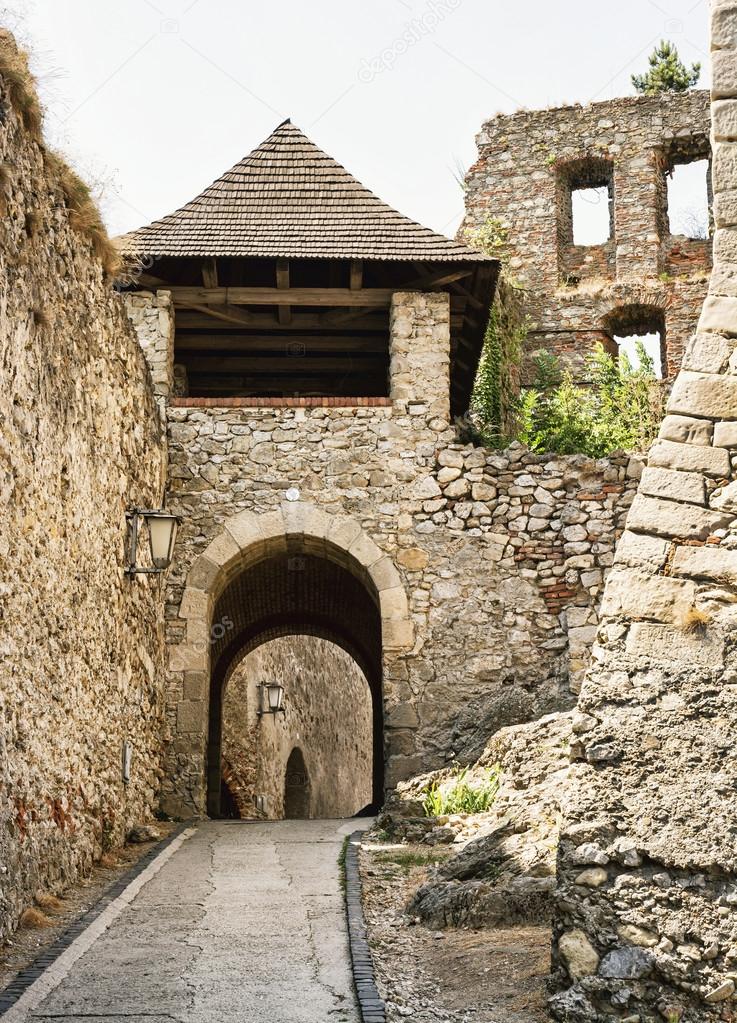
[[222, 637, 374, 819], [463, 90, 712, 381], [551, 7, 737, 1020], [0, 44, 166, 943], [161, 340, 641, 813]]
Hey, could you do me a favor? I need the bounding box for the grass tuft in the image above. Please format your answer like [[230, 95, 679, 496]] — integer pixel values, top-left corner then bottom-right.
[[682, 606, 710, 635], [0, 30, 43, 140], [35, 891, 63, 912], [20, 906, 53, 929], [422, 765, 501, 818], [43, 150, 121, 278]]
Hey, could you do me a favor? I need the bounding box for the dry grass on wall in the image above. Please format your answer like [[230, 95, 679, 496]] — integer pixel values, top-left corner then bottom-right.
[[0, 29, 121, 278]]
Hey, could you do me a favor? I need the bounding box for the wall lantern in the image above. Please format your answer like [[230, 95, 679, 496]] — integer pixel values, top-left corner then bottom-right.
[[126, 509, 180, 576], [257, 682, 286, 718]]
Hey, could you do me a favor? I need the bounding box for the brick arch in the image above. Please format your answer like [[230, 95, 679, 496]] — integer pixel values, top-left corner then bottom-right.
[[167, 503, 413, 817]]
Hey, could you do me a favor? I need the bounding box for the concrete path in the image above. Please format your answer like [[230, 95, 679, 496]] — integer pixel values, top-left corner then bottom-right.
[[17, 820, 364, 1023]]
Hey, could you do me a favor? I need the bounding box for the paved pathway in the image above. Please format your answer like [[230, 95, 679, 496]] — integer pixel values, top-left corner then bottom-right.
[[16, 820, 364, 1023]]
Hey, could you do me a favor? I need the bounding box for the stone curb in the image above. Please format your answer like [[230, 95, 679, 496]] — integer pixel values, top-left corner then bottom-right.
[[0, 821, 194, 1019], [344, 830, 386, 1023]]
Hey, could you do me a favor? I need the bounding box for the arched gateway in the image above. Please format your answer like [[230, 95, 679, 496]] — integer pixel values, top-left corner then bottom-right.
[[165, 503, 414, 818]]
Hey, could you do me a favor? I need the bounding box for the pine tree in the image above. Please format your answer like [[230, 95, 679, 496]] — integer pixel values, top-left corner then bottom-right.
[[632, 41, 700, 95]]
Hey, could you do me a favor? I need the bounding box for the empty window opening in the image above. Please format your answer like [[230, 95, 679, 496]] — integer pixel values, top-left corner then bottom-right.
[[572, 186, 612, 246], [614, 332, 663, 378], [605, 305, 666, 380], [558, 158, 615, 250], [667, 159, 710, 239]]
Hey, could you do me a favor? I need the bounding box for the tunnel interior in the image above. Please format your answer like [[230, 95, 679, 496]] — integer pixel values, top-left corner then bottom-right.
[[205, 545, 383, 819]]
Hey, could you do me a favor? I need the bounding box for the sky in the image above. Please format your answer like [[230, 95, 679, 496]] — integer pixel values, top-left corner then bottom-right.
[[2, 0, 711, 240]]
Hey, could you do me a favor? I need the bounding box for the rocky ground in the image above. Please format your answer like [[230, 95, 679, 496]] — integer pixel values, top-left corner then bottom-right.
[[359, 712, 572, 1021], [360, 843, 550, 1022], [0, 822, 175, 995]]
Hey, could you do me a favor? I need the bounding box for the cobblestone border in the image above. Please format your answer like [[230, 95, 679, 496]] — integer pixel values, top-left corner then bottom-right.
[[0, 822, 192, 1018], [345, 830, 386, 1023]]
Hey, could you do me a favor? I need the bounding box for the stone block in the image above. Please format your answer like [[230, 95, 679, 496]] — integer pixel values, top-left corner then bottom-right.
[[627, 494, 731, 540], [713, 4, 737, 50], [626, 622, 725, 667], [182, 671, 208, 700], [613, 531, 670, 570], [257, 510, 288, 546], [225, 510, 266, 551], [713, 99, 737, 141], [714, 420, 737, 446], [179, 586, 209, 620], [203, 529, 240, 569], [713, 51, 737, 99], [379, 585, 410, 621], [709, 260, 737, 294], [370, 555, 402, 592], [672, 543, 737, 584], [648, 437, 730, 478], [639, 466, 705, 505], [658, 414, 714, 446], [558, 929, 600, 981], [715, 227, 737, 264], [600, 568, 696, 624], [176, 699, 206, 734], [682, 334, 734, 375], [700, 296, 737, 335], [384, 754, 423, 788], [169, 644, 208, 673], [713, 142, 737, 197], [327, 515, 364, 553], [713, 479, 737, 512], [382, 619, 415, 650], [186, 555, 220, 593], [386, 703, 419, 729], [349, 532, 383, 569]]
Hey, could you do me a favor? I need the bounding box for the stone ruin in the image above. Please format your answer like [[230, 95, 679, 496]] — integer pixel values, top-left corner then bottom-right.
[[463, 88, 712, 382], [1, 4, 737, 1018]]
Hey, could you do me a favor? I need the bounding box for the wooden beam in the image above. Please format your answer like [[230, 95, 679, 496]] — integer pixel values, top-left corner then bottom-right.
[[175, 311, 391, 331], [175, 334, 389, 353], [170, 286, 394, 307], [178, 302, 255, 327], [188, 376, 387, 394], [350, 260, 363, 290], [276, 258, 292, 326], [202, 258, 218, 289], [183, 355, 384, 373]]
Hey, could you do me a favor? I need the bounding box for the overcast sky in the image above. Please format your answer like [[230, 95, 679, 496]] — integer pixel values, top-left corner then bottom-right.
[[2, 0, 711, 239]]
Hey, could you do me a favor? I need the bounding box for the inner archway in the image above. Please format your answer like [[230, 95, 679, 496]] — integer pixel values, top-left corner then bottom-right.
[[205, 541, 384, 818], [220, 634, 374, 819], [284, 748, 310, 820]]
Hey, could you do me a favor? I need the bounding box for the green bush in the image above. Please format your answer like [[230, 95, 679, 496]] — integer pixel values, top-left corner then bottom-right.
[[422, 766, 501, 817], [517, 341, 664, 457]]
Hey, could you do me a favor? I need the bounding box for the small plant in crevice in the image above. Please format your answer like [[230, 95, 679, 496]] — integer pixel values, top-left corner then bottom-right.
[[681, 606, 711, 635], [35, 891, 63, 912], [422, 765, 501, 818], [0, 30, 43, 140]]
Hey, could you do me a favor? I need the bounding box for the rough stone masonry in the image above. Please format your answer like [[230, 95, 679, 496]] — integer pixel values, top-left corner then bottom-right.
[[463, 88, 712, 381], [0, 39, 167, 945], [551, 4, 737, 1020]]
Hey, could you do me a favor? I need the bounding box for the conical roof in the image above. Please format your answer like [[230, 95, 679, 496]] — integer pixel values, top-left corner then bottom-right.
[[118, 120, 486, 262]]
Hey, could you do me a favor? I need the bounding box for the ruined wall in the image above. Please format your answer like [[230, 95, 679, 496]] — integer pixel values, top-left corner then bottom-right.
[[0, 45, 166, 943], [463, 91, 712, 381], [160, 284, 641, 813], [551, 7, 737, 1020], [221, 637, 374, 819]]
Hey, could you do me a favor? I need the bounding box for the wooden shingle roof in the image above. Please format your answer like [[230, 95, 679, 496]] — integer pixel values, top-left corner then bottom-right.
[[118, 120, 487, 262]]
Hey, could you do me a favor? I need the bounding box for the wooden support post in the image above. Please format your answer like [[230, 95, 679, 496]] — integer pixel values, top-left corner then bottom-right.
[[202, 258, 218, 289], [276, 258, 292, 326]]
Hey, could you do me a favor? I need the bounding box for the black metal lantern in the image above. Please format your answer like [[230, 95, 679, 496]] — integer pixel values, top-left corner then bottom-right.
[[126, 509, 180, 576], [257, 682, 286, 717]]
